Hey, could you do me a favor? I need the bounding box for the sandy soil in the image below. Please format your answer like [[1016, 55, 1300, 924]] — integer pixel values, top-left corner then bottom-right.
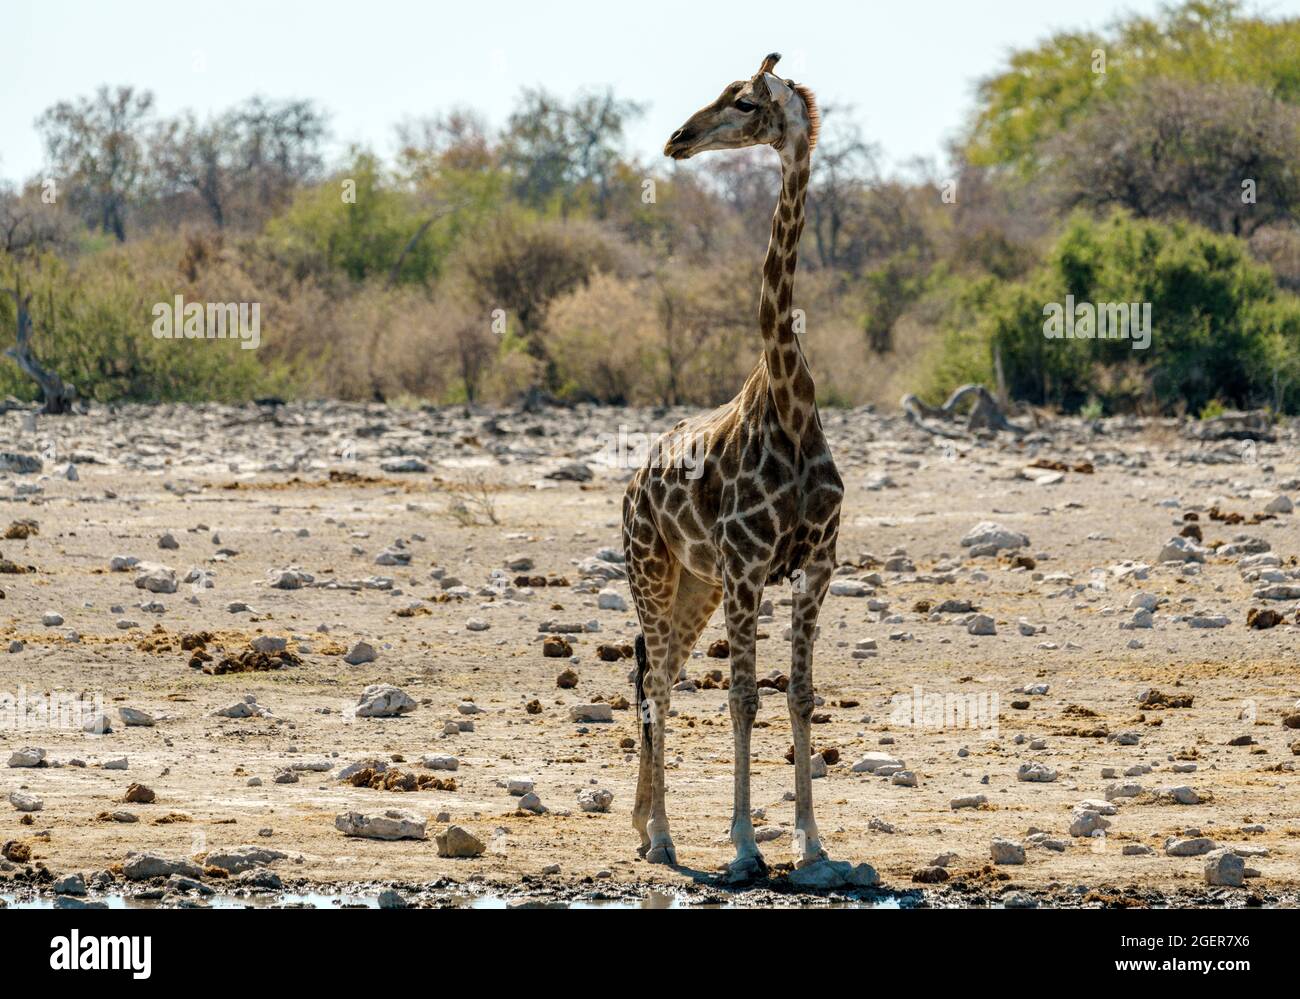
[[1, 401, 1297, 906]]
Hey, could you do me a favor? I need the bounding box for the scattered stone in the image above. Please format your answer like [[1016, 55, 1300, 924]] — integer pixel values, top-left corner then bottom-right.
[[786, 858, 878, 890], [118, 707, 156, 727], [435, 824, 485, 857], [343, 641, 377, 665], [53, 873, 87, 896], [851, 751, 904, 774], [1166, 837, 1216, 857], [578, 788, 613, 813], [961, 522, 1029, 554], [355, 684, 416, 717], [1069, 809, 1110, 837], [1017, 762, 1057, 783], [990, 838, 1025, 865], [9, 790, 42, 812], [1204, 849, 1246, 887], [334, 810, 426, 841], [203, 846, 287, 875], [1156, 785, 1203, 805], [8, 747, 46, 768], [569, 703, 612, 723], [122, 853, 203, 880]]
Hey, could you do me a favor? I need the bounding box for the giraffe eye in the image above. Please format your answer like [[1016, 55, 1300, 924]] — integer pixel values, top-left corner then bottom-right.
[[734, 100, 757, 113]]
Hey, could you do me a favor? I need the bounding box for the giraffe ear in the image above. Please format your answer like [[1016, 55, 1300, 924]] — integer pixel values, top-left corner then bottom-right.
[[761, 73, 793, 107]]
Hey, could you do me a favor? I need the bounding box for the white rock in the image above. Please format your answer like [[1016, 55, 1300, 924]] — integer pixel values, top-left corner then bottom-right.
[[343, 641, 377, 665], [1166, 836, 1216, 857], [597, 588, 628, 611], [133, 562, 178, 593], [9, 790, 42, 812], [118, 707, 156, 727], [7, 746, 46, 768], [82, 713, 112, 735], [569, 703, 613, 723], [435, 824, 485, 857], [851, 751, 904, 773], [1069, 808, 1111, 837], [334, 809, 426, 841], [517, 791, 547, 813], [578, 788, 613, 813], [1204, 849, 1245, 886], [1157, 785, 1202, 805], [1017, 762, 1057, 783], [421, 754, 459, 771], [204, 845, 288, 874], [1264, 494, 1293, 515], [961, 521, 1029, 553], [1157, 536, 1207, 564], [991, 838, 1025, 865], [354, 684, 415, 717]]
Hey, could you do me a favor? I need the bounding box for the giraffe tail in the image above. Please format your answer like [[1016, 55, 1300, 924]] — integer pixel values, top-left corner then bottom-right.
[[634, 634, 651, 744]]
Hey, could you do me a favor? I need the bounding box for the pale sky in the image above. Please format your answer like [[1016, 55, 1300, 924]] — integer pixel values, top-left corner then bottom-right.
[[3, 0, 1299, 184]]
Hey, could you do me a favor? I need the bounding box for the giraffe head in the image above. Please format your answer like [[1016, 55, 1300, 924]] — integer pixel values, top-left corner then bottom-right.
[[664, 52, 819, 161]]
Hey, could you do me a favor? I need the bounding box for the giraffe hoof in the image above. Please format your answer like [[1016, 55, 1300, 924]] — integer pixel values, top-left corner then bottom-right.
[[796, 847, 829, 869], [724, 853, 769, 884], [645, 843, 677, 866]]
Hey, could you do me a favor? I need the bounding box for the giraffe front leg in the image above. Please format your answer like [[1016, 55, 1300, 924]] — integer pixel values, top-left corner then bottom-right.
[[790, 562, 832, 867], [723, 571, 767, 883]]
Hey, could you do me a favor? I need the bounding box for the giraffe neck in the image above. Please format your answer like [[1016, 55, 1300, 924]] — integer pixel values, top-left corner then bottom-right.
[[757, 125, 815, 441]]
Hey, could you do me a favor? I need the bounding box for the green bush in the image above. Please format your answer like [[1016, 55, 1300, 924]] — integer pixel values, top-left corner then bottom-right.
[[928, 212, 1300, 414], [1, 249, 292, 403]]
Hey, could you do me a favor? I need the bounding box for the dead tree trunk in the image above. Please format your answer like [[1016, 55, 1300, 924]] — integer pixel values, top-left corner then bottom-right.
[[900, 383, 1026, 437], [4, 286, 76, 414]]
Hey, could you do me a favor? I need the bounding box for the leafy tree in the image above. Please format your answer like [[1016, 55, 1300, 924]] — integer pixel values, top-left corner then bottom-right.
[[965, 1, 1300, 176], [262, 152, 453, 285], [37, 85, 155, 241], [151, 98, 327, 230], [1047, 78, 1300, 237], [500, 88, 643, 217]]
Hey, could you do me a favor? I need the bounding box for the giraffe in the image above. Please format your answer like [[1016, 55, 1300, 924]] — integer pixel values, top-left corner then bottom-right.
[[621, 52, 844, 881]]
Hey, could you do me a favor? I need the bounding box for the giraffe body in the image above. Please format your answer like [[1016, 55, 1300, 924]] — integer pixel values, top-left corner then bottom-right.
[[622, 54, 844, 878]]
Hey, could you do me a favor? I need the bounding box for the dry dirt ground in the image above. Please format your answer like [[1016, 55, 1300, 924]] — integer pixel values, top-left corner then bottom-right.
[[0, 401, 1297, 906]]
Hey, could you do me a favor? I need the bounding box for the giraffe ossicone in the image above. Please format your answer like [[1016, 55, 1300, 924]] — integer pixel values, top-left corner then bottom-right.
[[623, 52, 845, 880]]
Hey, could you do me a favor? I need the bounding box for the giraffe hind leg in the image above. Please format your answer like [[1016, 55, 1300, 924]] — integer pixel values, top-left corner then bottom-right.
[[625, 524, 682, 865]]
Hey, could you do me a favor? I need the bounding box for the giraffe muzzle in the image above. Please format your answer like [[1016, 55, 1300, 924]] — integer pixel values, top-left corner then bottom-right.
[[664, 128, 697, 159]]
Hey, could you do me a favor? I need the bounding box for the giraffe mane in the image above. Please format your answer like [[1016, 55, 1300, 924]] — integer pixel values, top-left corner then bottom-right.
[[793, 84, 820, 151]]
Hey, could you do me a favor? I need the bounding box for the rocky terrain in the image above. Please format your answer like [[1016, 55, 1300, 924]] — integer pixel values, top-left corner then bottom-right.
[[0, 399, 1297, 908]]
